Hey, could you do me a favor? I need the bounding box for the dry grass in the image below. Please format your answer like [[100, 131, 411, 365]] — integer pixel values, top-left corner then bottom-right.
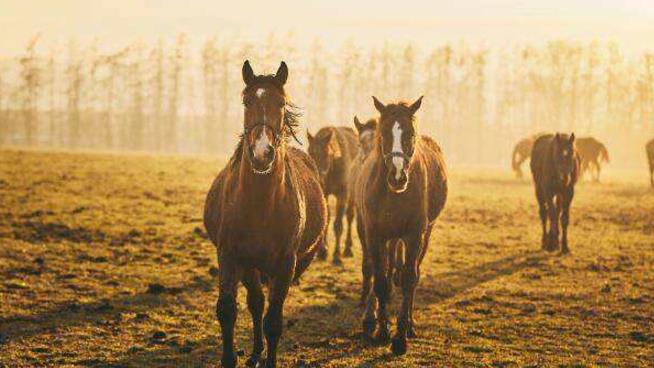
[[1, 149, 653, 367]]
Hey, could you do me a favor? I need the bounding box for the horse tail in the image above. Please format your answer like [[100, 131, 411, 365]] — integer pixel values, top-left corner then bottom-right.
[[599, 144, 610, 163]]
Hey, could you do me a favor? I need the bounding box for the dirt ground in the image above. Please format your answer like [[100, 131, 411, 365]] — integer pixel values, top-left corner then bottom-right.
[[1, 148, 653, 367]]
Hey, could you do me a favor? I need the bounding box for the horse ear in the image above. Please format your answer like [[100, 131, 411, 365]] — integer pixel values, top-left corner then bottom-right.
[[409, 96, 424, 115], [306, 130, 314, 144], [275, 61, 288, 86], [242, 60, 255, 86], [569, 133, 575, 144], [372, 96, 385, 113], [354, 116, 363, 132]]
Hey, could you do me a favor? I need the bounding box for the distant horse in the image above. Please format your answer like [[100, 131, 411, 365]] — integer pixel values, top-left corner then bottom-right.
[[355, 96, 447, 355], [530, 133, 580, 254], [203, 61, 327, 368], [647, 138, 654, 188], [576, 136, 610, 181], [512, 133, 546, 178], [307, 125, 358, 263]]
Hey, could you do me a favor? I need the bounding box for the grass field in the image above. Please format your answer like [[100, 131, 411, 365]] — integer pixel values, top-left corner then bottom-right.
[[1, 149, 653, 367]]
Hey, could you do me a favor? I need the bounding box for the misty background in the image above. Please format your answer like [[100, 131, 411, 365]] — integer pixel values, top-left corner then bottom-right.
[[0, 0, 653, 169]]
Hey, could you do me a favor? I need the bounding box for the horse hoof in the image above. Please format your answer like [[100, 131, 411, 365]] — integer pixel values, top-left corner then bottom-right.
[[343, 248, 354, 258], [317, 250, 327, 261], [221, 355, 237, 368], [245, 354, 263, 367], [391, 336, 407, 355], [362, 319, 376, 339], [374, 327, 390, 343], [332, 256, 343, 266], [407, 327, 418, 339]]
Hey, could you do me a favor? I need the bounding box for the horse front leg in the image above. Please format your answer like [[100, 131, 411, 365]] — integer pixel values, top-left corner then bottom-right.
[[536, 188, 548, 251], [560, 187, 574, 254], [332, 195, 346, 265], [263, 255, 295, 368], [369, 234, 390, 342], [241, 269, 264, 367], [391, 232, 422, 355], [216, 254, 242, 368], [546, 194, 559, 252], [343, 198, 355, 258]]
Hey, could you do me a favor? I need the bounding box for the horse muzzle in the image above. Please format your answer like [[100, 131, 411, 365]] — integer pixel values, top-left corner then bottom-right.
[[250, 146, 276, 175], [386, 168, 409, 193]]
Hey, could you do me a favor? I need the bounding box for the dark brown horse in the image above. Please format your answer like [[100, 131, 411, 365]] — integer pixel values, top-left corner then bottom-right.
[[512, 133, 546, 178], [576, 136, 610, 181], [306, 125, 358, 263], [203, 61, 327, 368], [647, 138, 654, 188], [355, 96, 447, 355], [530, 133, 580, 254]]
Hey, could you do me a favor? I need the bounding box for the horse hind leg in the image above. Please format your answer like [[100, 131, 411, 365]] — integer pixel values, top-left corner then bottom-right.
[[241, 269, 265, 367], [343, 199, 355, 258], [537, 190, 548, 251], [331, 196, 346, 265], [317, 195, 330, 260]]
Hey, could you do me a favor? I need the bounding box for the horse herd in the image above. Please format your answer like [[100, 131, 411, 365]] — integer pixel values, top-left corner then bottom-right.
[[202, 61, 654, 367]]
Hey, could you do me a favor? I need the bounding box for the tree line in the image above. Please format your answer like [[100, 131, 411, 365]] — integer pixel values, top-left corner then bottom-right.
[[0, 35, 652, 167]]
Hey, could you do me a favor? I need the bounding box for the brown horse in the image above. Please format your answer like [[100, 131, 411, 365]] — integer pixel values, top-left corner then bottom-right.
[[355, 96, 447, 355], [647, 138, 654, 188], [203, 61, 327, 368], [351, 116, 403, 309], [512, 133, 546, 178], [576, 136, 610, 181], [530, 133, 580, 254], [306, 125, 358, 263]]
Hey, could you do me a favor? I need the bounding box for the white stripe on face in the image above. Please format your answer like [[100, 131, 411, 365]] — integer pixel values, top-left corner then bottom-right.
[[391, 122, 404, 180], [254, 127, 271, 159]]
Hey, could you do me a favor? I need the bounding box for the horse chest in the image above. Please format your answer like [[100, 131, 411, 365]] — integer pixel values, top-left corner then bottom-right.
[[219, 194, 304, 255]]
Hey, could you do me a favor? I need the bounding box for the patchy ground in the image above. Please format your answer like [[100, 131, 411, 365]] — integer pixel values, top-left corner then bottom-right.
[[0, 149, 653, 367]]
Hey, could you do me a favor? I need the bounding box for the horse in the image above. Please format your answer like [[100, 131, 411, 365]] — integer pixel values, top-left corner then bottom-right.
[[306, 125, 358, 264], [512, 133, 546, 178], [351, 116, 404, 309], [355, 96, 447, 355], [530, 133, 580, 254], [203, 61, 328, 368], [647, 138, 654, 188], [576, 136, 610, 181]]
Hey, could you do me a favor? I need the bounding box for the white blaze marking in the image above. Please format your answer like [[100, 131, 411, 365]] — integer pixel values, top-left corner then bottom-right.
[[256, 88, 266, 98], [391, 122, 404, 180], [254, 128, 270, 159]]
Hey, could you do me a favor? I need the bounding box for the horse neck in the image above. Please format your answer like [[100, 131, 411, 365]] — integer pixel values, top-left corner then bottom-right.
[[238, 143, 287, 205]]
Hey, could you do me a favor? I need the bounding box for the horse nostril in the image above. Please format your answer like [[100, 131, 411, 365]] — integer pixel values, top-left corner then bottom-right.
[[264, 146, 275, 161]]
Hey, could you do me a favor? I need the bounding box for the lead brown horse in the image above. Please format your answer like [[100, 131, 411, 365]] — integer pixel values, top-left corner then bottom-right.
[[530, 133, 580, 254], [355, 96, 447, 355], [306, 125, 358, 263], [203, 61, 327, 368], [576, 136, 610, 182]]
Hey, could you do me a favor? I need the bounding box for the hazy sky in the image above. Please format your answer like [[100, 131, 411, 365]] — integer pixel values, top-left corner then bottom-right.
[[1, 0, 653, 54]]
